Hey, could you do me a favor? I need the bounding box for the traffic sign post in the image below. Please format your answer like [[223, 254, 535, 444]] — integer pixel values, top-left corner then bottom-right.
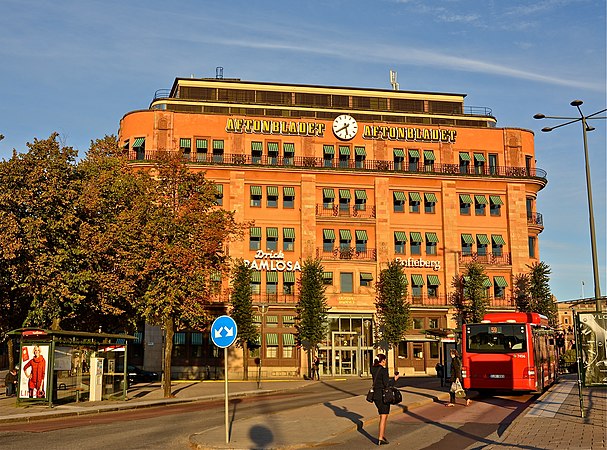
[[210, 315, 238, 444]]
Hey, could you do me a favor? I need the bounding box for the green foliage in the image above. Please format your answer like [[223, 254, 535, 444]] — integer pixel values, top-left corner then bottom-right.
[[528, 261, 557, 325], [450, 262, 489, 324], [295, 258, 329, 351], [375, 260, 410, 354], [513, 273, 532, 312]]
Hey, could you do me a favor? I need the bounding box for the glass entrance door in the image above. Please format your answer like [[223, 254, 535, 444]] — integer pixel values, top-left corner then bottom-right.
[[331, 332, 360, 375]]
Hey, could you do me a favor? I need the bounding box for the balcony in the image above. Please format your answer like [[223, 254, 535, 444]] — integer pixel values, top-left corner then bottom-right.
[[316, 247, 377, 261], [127, 150, 547, 183], [527, 212, 544, 227], [459, 252, 512, 265], [316, 204, 376, 219]]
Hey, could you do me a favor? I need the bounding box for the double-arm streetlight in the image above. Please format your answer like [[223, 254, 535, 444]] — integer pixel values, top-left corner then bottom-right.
[[533, 100, 606, 310]]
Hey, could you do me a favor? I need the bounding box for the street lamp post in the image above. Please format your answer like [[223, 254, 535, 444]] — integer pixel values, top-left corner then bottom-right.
[[534, 101, 606, 312]]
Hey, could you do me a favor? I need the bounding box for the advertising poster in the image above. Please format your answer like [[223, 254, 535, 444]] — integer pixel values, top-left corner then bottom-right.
[[19, 344, 50, 400], [577, 312, 607, 387]]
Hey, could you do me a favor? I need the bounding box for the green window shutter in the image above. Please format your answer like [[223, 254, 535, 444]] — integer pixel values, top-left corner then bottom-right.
[[283, 228, 295, 239], [213, 140, 224, 150], [425, 232, 439, 243], [266, 271, 278, 283], [360, 273, 374, 281], [489, 195, 503, 205], [355, 146, 366, 156], [355, 230, 368, 241], [251, 271, 261, 283], [393, 148, 405, 158], [339, 229, 352, 240], [408, 149, 420, 158], [268, 142, 279, 152], [283, 272, 295, 283], [459, 152, 471, 161], [461, 234, 474, 244], [427, 275, 441, 286], [282, 333, 295, 346], [393, 191, 406, 201], [133, 137, 145, 147], [283, 187, 295, 197], [424, 193, 438, 203], [394, 231, 407, 242], [180, 138, 191, 147], [494, 276, 509, 287], [423, 150, 435, 160], [196, 139, 208, 149], [474, 153, 486, 162], [191, 333, 204, 345], [322, 272, 333, 280], [283, 143, 295, 153], [492, 234, 506, 245], [267, 186, 279, 196], [477, 234, 490, 245], [409, 192, 422, 202], [410, 232, 423, 242], [266, 227, 279, 238], [339, 146, 350, 155], [323, 229, 335, 240], [323, 145, 335, 155], [266, 333, 278, 346], [251, 141, 263, 151], [250, 227, 261, 237], [323, 188, 335, 199], [250, 185, 262, 196], [214, 184, 223, 195], [459, 194, 472, 204], [339, 189, 351, 199], [355, 190, 367, 200], [411, 274, 425, 286], [475, 195, 488, 204]]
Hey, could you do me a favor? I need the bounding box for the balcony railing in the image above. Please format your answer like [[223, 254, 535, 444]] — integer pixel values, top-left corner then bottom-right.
[[527, 212, 544, 227], [128, 150, 547, 182], [459, 252, 512, 265], [316, 247, 377, 261], [316, 204, 376, 219]]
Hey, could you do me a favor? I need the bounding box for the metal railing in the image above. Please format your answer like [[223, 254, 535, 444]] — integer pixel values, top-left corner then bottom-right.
[[459, 252, 512, 265], [316, 247, 377, 261], [527, 212, 544, 226], [315, 205, 376, 219]]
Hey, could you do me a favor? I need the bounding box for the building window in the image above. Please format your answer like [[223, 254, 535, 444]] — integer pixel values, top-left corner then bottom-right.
[[474, 153, 486, 174], [282, 334, 295, 358], [196, 138, 208, 162], [251, 271, 261, 294], [265, 334, 278, 358], [410, 232, 423, 256], [460, 194, 471, 215], [408, 149, 420, 172], [494, 276, 508, 299], [488, 153, 498, 175], [393, 191, 406, 213], [492, 234, 505, 257], [283, 187, 295, 208], [267, 142, 279, 165], [266, 186, 279, 208], [393, 148, 404, 170], [424, 193, 437, 214], [461, 234, 474, 256], [355, 146, 366, 168], [355, 230, 368, 252], [475, 195, 487, 216], [212, 140, 224, 163], [528, 236, 536, 258], [394, 231, 407, 255], [251, 141, 263, 164], [339, 189, 351, 213], [339, 145, 350, 168], [490, 195, 503, 216], [323, 272, 333, 285], [354, 190, 367, 211], [266, 227, 278, 251], [266, 272, 278, 296], [283, 228, 295, 252], [526, 197, 534, 220], [323, 188, 335, 209], [429, 318, 439, 329], [424, 150, 435, 172], [340, 272, 354, 293], [339, 229, 352, 251], [250, 185, 262, 207], [427, 275, 440, 298], [323, 229, 335, 252], [133, 137, 145, 161], [214, 184, 223, 206], [411, 274, 424, 298], [425, 232, 438, 255], [413, 317, 424, 329], [250, 227, 261, 251], [409, 192, 421, 213], [459, 152, 470, 174], [180, 138, 191, 161], [283, 143, 295, 165], [283, 273, 296, 295], [360, 272, 373, 287], [477, 234, 489, 256], [323, 145, 334, 167]]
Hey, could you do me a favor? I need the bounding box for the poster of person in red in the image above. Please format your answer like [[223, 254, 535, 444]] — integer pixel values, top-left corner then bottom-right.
[[19, 344, 49, 399]]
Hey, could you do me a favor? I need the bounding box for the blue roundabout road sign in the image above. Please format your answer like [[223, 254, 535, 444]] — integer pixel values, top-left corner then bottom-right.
[[211, 315, 238, 348]]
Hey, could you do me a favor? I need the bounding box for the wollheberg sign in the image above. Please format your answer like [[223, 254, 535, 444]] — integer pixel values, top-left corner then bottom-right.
[[395, 257, 441, 271], [244, 250, 302, 272]]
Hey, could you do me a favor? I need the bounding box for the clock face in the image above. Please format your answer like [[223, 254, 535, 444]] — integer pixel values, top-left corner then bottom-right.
[[332, 114, 358, 140]]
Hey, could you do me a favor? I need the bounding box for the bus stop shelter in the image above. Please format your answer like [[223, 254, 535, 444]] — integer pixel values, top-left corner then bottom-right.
[[8, 328, 134, 407]]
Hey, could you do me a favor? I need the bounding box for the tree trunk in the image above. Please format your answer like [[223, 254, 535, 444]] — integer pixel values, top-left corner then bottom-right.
[[163, 318, 174, 398], [392, 344, 398, 374], [8, 339, 14, 370], [243, 341, 249, 381]]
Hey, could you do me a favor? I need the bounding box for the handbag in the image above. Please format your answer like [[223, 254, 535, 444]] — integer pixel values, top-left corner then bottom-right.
[[382, 386, 402, 405], [451, 379, 466, 398], [366, 388, 374, 403]]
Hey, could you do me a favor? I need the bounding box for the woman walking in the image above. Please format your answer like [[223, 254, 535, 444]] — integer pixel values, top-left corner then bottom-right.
[[446, 348, 470, 407], [371, 353, 399, 445]]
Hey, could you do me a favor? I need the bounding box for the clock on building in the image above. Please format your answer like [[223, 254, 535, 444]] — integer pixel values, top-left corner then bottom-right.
[[332, 114, 358, 140]]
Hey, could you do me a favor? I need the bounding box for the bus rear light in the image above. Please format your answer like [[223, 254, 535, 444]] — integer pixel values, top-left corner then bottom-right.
[[524, 367, 536, 378], [462, 366, 468, 378]]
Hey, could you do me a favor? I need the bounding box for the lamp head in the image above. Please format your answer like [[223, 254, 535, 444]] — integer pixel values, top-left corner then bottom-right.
[[586, 125, 595, 132], [533, 113, 546, 119], [570, 100, 583, 107], [541, 127, 553, 132]]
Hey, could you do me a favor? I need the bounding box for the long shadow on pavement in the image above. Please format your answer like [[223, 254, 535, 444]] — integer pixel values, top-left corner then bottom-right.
[[323, 402, 376, 445]]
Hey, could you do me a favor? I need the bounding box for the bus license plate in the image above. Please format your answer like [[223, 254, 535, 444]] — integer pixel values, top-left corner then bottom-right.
[[489, 374, 505, 379]]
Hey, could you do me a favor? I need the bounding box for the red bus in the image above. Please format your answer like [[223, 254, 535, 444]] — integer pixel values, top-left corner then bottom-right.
[[462, 312, 558, 393]]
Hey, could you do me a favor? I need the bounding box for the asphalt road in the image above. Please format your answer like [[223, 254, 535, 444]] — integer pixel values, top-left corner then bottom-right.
[[0, 378, 534, 450]]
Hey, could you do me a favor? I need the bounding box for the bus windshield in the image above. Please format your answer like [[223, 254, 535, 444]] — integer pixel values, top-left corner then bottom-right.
[[466, 324, 527, 353]]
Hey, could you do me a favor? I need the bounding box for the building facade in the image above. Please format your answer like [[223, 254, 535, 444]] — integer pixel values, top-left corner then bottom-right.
[[118, 77, 547, 379]]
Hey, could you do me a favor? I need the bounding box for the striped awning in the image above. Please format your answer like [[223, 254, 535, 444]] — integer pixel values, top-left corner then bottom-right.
[[459, 194, 472, 204], [266, 315, 278, 323], [483, 278, 493, 288], [266, 227, 278, 238], [427, 275, 441, 286], [323, 145, 335, 155], [283, 272, 295, 283], [475, 195, 488, 204], [340, 229, 352, 240], [180, 138, 191, 147], [410, 232, 423, 242], [360, 273, 374, 281], [339, 189, 351, 199], [355, 230, 368, 241], [283, 228, 295, 239], [408, 149, 420, 158], [282, 333, 295, 346], [173, 333, 186, 345], [393, 191, 406, 201], [355, 190, 367, 200], [250, 185, 262, 196], [323, 229, 335, 240], [213, 140, 224, 150], [355, 146, 366, 156], [411, 274, 425, 286], [423, 150, 435, 160], [322, 272, 333, 280], [214, 184, 223, 195], [461, 233, 474, 244], [394, 231, 407, 242], [251, 271, 261, 283], [251, 141, 263, 151], [492, 234, 506, 245], [425, 232, 439, 243], [494, 276, 509, 287], [250, 227, 261, 237], [339, 146, 350, 155], [266, 271, 278, 283], [266, 333, 278, 346], [393, 148, 405, 158], [282, 315, 295, 324], [474, 153, 486, 162], [267, 142, 279, 152], [459, 152, 471, 161], [477, 234, 491, 245], [323, 188, 335, 199], [196, 139, 207, 149], [133, 137, 145, 147], [283, 143, 295, 153], [489, 195, 503, 205], [409, 192, 422, 202], [425, 193, 438, 203], [267, 186, 279, 196], [283, 187, 295, 197]]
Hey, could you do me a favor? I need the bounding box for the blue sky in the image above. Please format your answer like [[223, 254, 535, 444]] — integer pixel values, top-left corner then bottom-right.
[[1, 0, 605, 302]]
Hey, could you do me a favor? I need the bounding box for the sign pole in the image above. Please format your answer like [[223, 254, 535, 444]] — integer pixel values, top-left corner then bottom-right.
[[224, 346, 229, 444]]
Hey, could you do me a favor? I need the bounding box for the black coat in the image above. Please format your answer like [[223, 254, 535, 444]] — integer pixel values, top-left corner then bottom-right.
[[450, 356, 462, 383], [371, 365, 390, 401]]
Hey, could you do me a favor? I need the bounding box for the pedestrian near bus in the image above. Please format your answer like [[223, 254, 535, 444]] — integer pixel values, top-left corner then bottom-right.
[[5, 367, 18, 397], [371, 353, 399, 445], [446, 348, 470, 407]]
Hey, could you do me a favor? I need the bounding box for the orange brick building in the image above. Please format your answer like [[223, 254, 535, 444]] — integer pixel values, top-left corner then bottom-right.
[[118, 76, 546, 379]]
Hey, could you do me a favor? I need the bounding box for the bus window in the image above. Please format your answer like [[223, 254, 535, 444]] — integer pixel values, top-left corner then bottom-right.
[[467, 324, 527, 353]]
